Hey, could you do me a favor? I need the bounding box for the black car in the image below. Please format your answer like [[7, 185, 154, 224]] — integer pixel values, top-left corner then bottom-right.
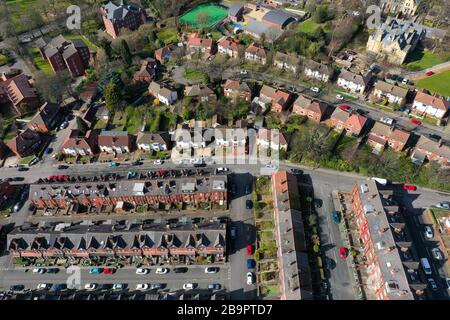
[[291, 168, 303, 175], [10, 285, 25, 292], [245, 184, 251, 194], [173, 267, 188, 273], [46, 268, 60, 274], [429, 134, 441, 141], [13, 177, 25, 181], [149, 283, 166, 290], [246, 200, 253, 209], [355, 109, 367, 115], [51, 284, 67, 291], [132, 161, 143, 166], [18, 167, 29, 172], [57, 165, 69, 170]]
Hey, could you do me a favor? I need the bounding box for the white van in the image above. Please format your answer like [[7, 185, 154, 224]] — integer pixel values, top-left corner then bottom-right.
[[420, 257, 432, 275]]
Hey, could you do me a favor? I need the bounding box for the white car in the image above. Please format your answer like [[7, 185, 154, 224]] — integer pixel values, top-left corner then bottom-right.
[[59, 121, 69, 130], [33, 268, 46, 274], [84, 283, 97, 290], [240, 70, 248, 75], [380, 117, 394, 126], [183, 283, 196, 290], [136, 283, 149, 291], [431, 248, 443, 260], [36, 283, 50, 290], [136, 268, 150, 275], [436, 202, 450, 210], [311, 87, 320, 93], [246, 272, 254, 285], [204, 267, 219, 274], [402, 78, 409, 85], [155, 268, 169, 274], [154, 159, 163, 165], [112, 283, 125, 290], [216, 167, 229, 174], [424, 226, 434, 239], [336, 94, 344, 100]]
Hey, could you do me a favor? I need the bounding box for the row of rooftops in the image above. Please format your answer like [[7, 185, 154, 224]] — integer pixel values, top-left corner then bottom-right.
[[355, 179, 416, 300], [30, 175, 227, 200]]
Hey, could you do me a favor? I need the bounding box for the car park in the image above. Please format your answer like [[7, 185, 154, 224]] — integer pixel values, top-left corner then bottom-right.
[[208, 284, 221, 290], [136, 283, 149, 291], [423, 226, 434, 239], [431, 248, 443, 260], [205, 267, 219, 274], [84, 283, 97, 290], [155, 268, 169, 274], [183, 283, 196, 290], [136, 268, 150, 275], [246, 272, 254, 285], [246, 245, 253, 255], [403, 184, 417, 191], [427, 278, 438, 291]]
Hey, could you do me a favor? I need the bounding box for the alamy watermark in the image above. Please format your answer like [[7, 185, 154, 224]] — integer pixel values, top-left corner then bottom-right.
[[66, 5, 81, 30]]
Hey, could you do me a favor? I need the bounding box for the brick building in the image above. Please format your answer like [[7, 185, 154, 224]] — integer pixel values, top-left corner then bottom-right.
[[100, 1, 146, 39]]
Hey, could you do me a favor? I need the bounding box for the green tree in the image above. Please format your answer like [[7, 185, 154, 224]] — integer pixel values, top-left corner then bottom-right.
[[104, 82, 121, 113], [120, 39, 132, 65], [99, 38, 113, 60]]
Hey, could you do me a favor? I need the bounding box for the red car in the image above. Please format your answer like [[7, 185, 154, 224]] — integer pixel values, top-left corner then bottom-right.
[[339, 105, 350, 111], [403, 184, 417, 191], [49, 175, 56, 180], [425, 71, 434, 76], [339, 247, 348, 259], [410, 119, 422, 125], [246, 245, 253, 256], [103, 268, 115, 274]]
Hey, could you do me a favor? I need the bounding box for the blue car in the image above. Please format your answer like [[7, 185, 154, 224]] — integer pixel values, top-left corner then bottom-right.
[[44, 148, 53, 155], [89, 267, 102, 274], [332, 210, 341, 224], [247, 259, 255, 269]]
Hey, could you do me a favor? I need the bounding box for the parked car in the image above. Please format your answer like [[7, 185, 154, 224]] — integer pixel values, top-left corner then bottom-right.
[[247, 259, 255, 269], [136, 268, 149, 275], [339, 247, 348, 259], [311, 87, 320, 93], [339, 105, 350, 111], [246, 200, 253, 209], [173, 267, 188, 273], [336, 94, 344, 100], [155, 268, 169, 274], [13, 202, 23, 212], [57, 165, 69, 170], [108, 162, 119, 167], [332, 210, 341, 224], [380, 117, 394, 126], [9, 285, 25, 292], [36, 283, 51, 290], [183, 283, 196, 290], [216, 167, 229, 174], [423, 226, 434, 239], [436, 202, 450, 210], [154, 159, 163, 165], [136, 283, 149, 291], [33, 268, 46, 274], [89, 267, 102, 274], [410, 119, 422, 125], [240, 70, 248, 75], [431, 248, 443, 260], [44, 147, 53, 155], [446, 278, 450, 291], [103, 268, 115, 274], [59, 121, 69, 130], [84, 283, 97, 290], [427, 278, 438, 291], [149, 283, 165, 290], [51, 284, 67, 291], [208, 284, 221, 290], [403, 184, 417, 191], [112, 283, 126, 290], [230, 227, 237, 240], [18, 166, 29, 172], [425, 71, 434, 76], [246, 272, 254, 285], [205, 267, 219, 274], [46, 268, 59, 274], [132, 160, 143, 166], [290, 168, 303, 175], [246, 245, 253, 256]]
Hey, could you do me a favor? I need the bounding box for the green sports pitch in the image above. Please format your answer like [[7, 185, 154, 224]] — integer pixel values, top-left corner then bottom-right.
[[179, 3, 228, 28]]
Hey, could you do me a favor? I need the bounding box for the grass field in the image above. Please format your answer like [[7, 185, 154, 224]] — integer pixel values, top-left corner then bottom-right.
[[297, 19, 324, 35], [64, 34, 97, 50], [179, 3, 227, 28], [156, 28, 179, 45], [28, 48, 52, 74], [416, 70, 450, 97], [405, 49, 450, 71]]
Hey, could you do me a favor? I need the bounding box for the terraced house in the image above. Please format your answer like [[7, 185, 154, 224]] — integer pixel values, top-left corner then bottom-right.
[[303, 60, 333, 83], [411, 91, 449, 120], [372, 80, 409, 107], [7, 221, 227, 264], [292, 95, 328, 123], [245, 43, 268, 65], [29, 175, 228, 212], [366, 122, 411, 153], [337, 70, 370, 95], [273, 52, 301, 73], [411, 136, 450, 167]]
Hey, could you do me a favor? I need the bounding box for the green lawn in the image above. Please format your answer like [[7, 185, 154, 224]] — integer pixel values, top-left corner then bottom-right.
[[416, 70, 450, 97], [405, 49, 450, 71], [0, 54, 9, 66], [28, 48, 52, 74], [157, 28, 179, 45], [298, 19, 324, 34], [183, 68, 208, 82]]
